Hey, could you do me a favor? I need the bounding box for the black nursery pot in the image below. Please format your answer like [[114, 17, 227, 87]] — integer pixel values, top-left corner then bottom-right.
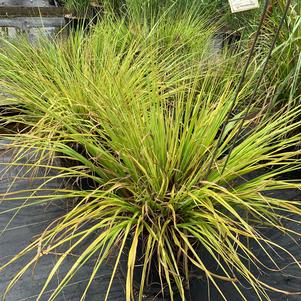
[[222, 31, 241, 52]]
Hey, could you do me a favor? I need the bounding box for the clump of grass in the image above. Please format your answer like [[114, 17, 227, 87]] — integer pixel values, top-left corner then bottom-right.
[[0, 11, 301, 301]]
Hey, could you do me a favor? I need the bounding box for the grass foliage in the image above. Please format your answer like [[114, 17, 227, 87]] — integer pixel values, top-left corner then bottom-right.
[[63, 0, 91, 16], [0, 5, 301, 301], [267, 0, 301, 105]]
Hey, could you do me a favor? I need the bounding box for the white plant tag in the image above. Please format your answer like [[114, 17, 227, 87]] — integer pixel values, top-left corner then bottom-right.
[[228, 0, 259, 13]]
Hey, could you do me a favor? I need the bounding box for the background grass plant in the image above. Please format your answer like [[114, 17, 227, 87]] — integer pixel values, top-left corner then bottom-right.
[[63, 0, 91, 16], [266, 0, 301, 107]]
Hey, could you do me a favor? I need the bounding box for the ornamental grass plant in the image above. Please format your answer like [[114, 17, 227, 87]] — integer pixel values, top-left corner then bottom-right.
[[0, 8, 301, 301]]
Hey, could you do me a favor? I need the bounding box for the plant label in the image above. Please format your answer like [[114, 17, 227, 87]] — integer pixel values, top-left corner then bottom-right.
[[228, 0, 259, 13]]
